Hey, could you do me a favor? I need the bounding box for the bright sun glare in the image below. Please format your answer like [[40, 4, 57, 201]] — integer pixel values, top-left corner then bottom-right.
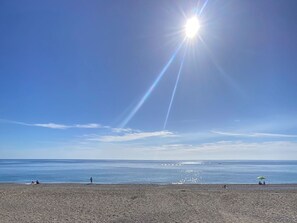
[[185, 17, 200, 38]]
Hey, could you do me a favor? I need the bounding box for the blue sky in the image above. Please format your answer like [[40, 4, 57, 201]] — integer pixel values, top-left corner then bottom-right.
[[0, 0, 297, 159]]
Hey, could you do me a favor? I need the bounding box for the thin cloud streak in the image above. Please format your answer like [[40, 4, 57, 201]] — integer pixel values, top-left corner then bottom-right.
[[32, 123, 70, 129], [87, 131, 176, 142], [146, 140, 297, 153], [212, 130, 297, 138], [0, 119, 105, 129], [111, 128, 139, 133]]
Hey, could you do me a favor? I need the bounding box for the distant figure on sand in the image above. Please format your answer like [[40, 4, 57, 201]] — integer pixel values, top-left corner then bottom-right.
[[90, 177, 93, 184], [31, 180, 40, 185]]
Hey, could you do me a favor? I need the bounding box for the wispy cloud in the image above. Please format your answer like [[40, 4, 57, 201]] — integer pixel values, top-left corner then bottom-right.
[[87, 130, 176, 142], [111, 127, 139, 133], [4, 139, 297, 160], [72, 124, 103, 129], [137, 140, 297, 160], [212, 130, 297, 138], [187, 140, 297, 153], [32, 123, 70, 129], [0, 119, 105, 129]]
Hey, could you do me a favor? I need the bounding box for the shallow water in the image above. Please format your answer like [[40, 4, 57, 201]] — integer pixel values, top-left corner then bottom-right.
[[0, 159, 297, 184]]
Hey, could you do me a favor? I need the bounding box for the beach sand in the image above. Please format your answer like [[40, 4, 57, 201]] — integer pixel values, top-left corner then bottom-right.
[[0, 184, 297, 223]]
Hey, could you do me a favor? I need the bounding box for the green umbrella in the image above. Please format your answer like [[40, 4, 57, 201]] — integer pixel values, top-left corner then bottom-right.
[[257, 176, 266, 180]]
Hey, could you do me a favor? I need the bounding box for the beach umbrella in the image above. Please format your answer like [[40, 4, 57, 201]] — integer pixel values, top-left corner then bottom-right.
[[257, 176, 265, 180]]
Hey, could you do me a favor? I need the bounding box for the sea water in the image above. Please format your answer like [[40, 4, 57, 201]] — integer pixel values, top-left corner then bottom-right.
[[0, 159, 297, 184]]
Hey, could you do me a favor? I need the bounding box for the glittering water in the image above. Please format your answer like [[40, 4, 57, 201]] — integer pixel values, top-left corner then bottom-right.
[[0, 159, 297, 184]]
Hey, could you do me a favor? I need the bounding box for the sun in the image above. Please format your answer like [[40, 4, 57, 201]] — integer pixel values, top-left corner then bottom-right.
[[185, 17, 200, 39]]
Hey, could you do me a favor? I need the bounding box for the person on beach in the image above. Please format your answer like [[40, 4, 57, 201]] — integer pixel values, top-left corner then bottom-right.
[[90, 177, 93, 184], [31, 180, 40, 185]]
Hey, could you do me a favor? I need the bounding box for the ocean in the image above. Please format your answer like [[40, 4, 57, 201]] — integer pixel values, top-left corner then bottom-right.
[[0, 159, 297, 184]]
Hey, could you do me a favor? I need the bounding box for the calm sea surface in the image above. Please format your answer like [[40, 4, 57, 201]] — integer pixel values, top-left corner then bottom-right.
[[0, 160, 297, 184]]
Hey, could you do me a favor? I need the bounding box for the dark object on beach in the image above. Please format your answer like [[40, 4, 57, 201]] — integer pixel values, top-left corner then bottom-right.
[[223, 185, 227, 189], [90, 177, 93, 184], [31, 180, 40, 185], [257, 176, 266, 185]]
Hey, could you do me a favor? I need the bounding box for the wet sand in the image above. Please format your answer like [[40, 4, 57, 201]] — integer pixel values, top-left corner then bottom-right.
[[0, 184, 297, 223]]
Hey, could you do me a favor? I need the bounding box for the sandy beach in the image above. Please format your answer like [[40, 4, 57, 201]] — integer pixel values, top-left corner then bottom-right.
[[0, 184, 296, 223]]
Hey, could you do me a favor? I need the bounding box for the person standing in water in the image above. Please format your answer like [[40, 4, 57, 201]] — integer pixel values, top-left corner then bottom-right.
[[90, 177, 93, 184]]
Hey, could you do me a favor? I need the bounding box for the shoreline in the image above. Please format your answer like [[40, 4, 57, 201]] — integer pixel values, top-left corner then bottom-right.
[[2, 183, 297, 192], [1, 182, 297, 186], [2, 183, 297, 191]]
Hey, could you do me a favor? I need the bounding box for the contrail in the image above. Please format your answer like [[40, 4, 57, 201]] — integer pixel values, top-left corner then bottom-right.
[[163, 46, 187, 129], [119, 39, 186, 128]]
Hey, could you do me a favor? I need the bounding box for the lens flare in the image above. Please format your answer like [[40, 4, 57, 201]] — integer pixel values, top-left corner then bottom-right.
[[163, 48, 187, 129], [119, 39, 185, 128], [185, 17, 200, 38], [198, 0, 209, 15]]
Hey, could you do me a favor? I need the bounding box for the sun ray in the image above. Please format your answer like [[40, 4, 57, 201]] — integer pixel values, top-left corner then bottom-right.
[[119, 39, 186, 128], [199, 0, 210, 16], [163, 46, 188, 129]]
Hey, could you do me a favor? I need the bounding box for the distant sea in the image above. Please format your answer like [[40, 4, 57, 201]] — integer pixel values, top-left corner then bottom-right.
[[1, 160, 297, 184]]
